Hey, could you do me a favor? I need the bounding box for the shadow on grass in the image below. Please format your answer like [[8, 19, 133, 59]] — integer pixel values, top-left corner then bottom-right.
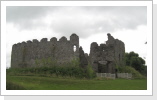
[[6, 80, 26, 90]]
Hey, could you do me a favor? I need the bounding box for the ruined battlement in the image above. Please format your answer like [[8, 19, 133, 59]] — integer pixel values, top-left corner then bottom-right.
[[11, 33, 125, 74], [11, 33, 79, 68], [14, 33, 78, 46]]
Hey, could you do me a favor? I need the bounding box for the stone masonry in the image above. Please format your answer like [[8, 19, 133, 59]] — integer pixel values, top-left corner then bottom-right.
[[11, 33, 125, 73], [11, 33, 79, 68], [89, 33, 125, 73]]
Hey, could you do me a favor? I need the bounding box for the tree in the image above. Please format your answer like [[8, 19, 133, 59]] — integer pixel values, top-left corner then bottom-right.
[[125, 51, 147, 76]]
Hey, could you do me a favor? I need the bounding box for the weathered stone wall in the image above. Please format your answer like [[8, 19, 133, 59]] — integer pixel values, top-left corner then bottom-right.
[[11, 33, 125, 74], [79, 46, 88, 68], [89, 33, 125, 73], [96, 73, 132, 79], [11, 33, 79, 68]]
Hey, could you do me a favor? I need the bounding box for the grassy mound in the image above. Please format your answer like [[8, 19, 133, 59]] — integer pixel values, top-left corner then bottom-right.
[[118, 66, 145, 79]]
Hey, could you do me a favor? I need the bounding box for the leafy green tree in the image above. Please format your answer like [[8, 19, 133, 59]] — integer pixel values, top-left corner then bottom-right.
[[125, 51, 147, 76]]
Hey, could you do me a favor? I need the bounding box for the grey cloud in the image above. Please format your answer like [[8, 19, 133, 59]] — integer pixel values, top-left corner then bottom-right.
[[6, 6, 147, 38], [6, 6, 57, 30], [7, 6, 51, 22], [50, 18, 115, 38], [50, 6, 146, 38]]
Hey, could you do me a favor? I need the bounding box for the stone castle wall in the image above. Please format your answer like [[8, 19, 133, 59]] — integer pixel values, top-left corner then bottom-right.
[[89, 33, 125, 73], [11, 33, 79, 68], [11, 33, 125, 74]]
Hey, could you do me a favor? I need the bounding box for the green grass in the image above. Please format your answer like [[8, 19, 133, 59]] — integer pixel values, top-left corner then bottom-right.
[[6, 75, 147, 90], [6, 64, 147, 90]]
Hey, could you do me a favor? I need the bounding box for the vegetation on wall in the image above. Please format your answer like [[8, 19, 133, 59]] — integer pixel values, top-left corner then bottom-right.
[[7, 58, 96, 79], [8, 51, 147, 79]]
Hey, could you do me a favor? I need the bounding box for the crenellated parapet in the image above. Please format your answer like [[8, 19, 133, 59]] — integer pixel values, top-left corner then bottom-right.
[[11, 34, 80, 68], [59, 36, 67, 42]]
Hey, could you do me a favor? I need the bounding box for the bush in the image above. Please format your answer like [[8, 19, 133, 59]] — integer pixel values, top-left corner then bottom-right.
[[7, 65, 96, 79], [125, 52, 147, 76], [85, 64, 96, 79], [7, 58, 97, 79]]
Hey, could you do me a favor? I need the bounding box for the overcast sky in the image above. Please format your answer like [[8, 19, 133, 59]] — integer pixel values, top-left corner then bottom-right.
[[6, 6, 147, 68]]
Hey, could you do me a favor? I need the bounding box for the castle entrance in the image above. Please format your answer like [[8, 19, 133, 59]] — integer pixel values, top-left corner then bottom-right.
[[97, 60, 108, 73]]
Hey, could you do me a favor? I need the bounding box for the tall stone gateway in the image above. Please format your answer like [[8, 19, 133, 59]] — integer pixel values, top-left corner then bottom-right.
[[89, 33, 125, 73], [11, 33, 79, 68]]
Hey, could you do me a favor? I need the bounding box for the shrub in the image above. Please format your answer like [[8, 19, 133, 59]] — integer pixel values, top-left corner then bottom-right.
[[7, 58, 97, 79], [86, 64, 96, 79], [125, 52, 147, 76]]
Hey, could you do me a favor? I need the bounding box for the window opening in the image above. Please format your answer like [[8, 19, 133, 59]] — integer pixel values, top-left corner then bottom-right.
[[73, 45, 76, 52]]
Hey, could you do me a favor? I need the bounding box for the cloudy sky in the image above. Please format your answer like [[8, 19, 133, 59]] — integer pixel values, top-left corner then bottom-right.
[[6, 6, 147, 68]]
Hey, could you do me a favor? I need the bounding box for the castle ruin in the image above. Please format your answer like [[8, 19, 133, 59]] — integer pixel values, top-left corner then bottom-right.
[[89, 33, 125, 73], [11, 33, 125, 73]]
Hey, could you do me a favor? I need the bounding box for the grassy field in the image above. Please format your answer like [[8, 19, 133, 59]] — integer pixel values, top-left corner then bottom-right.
[[6, 75, 147, 90]]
